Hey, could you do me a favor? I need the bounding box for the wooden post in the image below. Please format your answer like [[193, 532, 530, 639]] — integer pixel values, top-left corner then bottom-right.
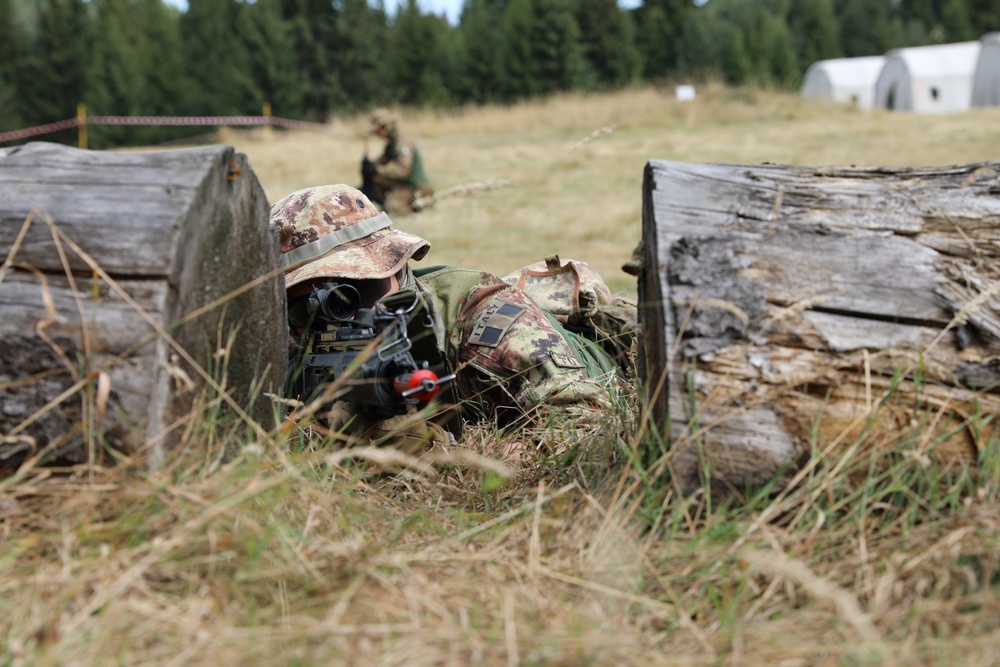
[[0, 142, 288, 468], [639, 160, 1000, 494], [77, 103, 87, 149]]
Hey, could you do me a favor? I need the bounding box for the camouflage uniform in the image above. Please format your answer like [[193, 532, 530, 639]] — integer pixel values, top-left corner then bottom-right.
[[413, 265, 618, 425], [368, 108, 433, 214], [271, 184, 632, 434]]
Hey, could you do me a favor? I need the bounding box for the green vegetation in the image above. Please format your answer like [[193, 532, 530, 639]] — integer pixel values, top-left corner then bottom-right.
[[1, 0, 997, 148]]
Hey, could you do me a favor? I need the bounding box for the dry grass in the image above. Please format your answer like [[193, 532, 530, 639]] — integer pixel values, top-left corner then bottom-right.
[[4, 85, 1000, 665]]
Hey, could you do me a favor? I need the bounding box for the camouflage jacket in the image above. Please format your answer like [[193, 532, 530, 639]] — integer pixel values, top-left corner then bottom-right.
[[414, 265, 621, 426], [376, 132, 430, 188]]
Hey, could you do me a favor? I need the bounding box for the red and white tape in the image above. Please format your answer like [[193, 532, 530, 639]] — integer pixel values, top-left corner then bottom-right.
[[0, 114, 328, 144], [0, 117, 79, 143]]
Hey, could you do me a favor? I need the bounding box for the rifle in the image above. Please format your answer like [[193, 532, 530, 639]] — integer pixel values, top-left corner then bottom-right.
[[287, 284, 456, 424]]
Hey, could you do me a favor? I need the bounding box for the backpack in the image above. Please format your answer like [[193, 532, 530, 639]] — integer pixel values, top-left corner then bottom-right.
[[502, 255, 639, 376]]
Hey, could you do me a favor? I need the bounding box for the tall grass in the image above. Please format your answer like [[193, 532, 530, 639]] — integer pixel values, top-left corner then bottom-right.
[[4, 85, 1000, 665], [4, 371, 997, 665]]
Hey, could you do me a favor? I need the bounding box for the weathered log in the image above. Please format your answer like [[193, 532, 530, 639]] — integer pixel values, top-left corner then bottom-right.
[[0, 142, 287, 468], [638, 160, 1000, 494]]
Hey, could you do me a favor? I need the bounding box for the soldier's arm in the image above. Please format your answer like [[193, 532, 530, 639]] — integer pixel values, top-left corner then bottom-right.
[[450, 281, 615, 428], [376, 136, 415, 181]]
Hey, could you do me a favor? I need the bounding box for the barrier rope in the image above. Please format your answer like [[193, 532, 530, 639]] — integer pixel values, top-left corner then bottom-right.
[[0, 117, 80, 143], [0, 114, 328, 144]]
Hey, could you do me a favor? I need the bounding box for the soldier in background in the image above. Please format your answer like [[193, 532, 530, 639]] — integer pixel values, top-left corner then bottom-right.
[[273, 184, 637, 454], [361, 108, 434, 214]]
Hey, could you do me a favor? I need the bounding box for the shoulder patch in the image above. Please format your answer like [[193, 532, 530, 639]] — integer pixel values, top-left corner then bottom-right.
[[550, 352, 585, 369], [468, 298, 525, 348]]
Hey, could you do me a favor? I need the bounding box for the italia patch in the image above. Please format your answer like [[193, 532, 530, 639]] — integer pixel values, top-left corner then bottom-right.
[[468, 298, 525, 348], [550, 352, 585, 369]]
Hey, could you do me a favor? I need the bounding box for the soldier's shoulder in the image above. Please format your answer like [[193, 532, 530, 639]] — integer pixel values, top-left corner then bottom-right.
[[416, 265, 497, 285], [417, 267, 511, 318]]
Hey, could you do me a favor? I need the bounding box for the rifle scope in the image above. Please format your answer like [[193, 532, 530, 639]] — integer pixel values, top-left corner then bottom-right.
[[310, 283, 361, 323]]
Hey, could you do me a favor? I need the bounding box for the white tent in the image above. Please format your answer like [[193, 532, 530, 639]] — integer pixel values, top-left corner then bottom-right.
[[972, 33, 1000, 107], [874, 41, 981, 112], [800, 56, 886, 110]]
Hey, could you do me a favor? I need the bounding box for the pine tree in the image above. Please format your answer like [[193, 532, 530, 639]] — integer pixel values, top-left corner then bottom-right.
[[428, 14, 463, 106], [133, 0, 193, 143], [676, 3, 724, 81], [634, 0, 693, 81], [635, 4, 671, 81], [940, 0, 974, 42], [0, 0, 24, 132], [757, 10, 798, 87], [456, 0, 507, 104], [86, 0, 145, 148], [331, 0, 390, 112], [721, 27, 752, 85], [0, 76, 18, 135], [574, 0, 640, 90], [500, 0, 539, 98], [19, 0, 92, 137], [180, 0, 256, 116], [896, 0, 939, 33], [787, 0, 841, 75], [240, 0, 304, 118], [528, 0, 587, 94], [0, 0, 18, 87], [278, 0, 339, 120], [385, 0, 452, 106], [835, 0, 892, 57], [496, 0, 588, 97], [892, 0, 945, 43], [966, 0, 997, 37]]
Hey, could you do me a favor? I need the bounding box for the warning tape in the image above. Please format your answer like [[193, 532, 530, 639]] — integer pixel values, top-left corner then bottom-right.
[[0, 117, 79, 143], [88, 115, 328, 130], [0, 114, 328, 144]]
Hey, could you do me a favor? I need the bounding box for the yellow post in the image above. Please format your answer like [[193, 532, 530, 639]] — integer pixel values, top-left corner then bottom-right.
[[77, 103, 87, 149], [263, 101, 273, 139]]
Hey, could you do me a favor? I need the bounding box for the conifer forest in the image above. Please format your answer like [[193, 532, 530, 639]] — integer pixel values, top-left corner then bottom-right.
[[0, 0, 995, 149]]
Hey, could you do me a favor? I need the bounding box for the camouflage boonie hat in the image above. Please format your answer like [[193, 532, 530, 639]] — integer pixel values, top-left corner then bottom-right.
[[271, 184, 430, 287], [369, 107, 398, 135]]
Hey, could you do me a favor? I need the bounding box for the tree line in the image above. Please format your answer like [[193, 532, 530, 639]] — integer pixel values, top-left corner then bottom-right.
[[0, 0, 994, 148]]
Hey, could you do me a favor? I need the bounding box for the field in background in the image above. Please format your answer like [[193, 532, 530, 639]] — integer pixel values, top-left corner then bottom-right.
[[4, 85, 1000, 666], [229, 83, 1000, 296]]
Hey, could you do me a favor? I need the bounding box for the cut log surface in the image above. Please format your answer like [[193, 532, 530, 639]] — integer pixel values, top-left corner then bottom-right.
[[1, 142, 287, 467], [640, 160, 1000, 494]]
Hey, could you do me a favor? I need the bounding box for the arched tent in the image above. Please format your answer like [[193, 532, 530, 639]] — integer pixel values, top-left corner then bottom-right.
[[800, 56, 886, 110], [874, 41, 981, 112], [972, 33, 1000, 107]]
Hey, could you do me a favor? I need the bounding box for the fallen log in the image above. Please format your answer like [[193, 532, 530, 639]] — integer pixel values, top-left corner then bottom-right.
[[0, 142, 287, 469], [637, 160, 1000, 494]]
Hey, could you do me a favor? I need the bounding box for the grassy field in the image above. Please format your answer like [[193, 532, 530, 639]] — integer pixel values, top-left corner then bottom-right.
[[229, 83, 1000, 296], [3, 85, 1000, 666]]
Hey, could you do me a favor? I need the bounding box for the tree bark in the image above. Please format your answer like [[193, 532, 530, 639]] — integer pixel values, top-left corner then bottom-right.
[[639, 160, 1000, 494], [0, 142, 287, 468]]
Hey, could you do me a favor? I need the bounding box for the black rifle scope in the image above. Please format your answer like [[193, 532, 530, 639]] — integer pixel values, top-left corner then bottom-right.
[[309, 283, 361, 323]]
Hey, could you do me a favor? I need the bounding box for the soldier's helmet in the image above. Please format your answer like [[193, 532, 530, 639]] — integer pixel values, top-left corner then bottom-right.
[[270, 184, 430, 288], [369, 107, 398, 135]]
